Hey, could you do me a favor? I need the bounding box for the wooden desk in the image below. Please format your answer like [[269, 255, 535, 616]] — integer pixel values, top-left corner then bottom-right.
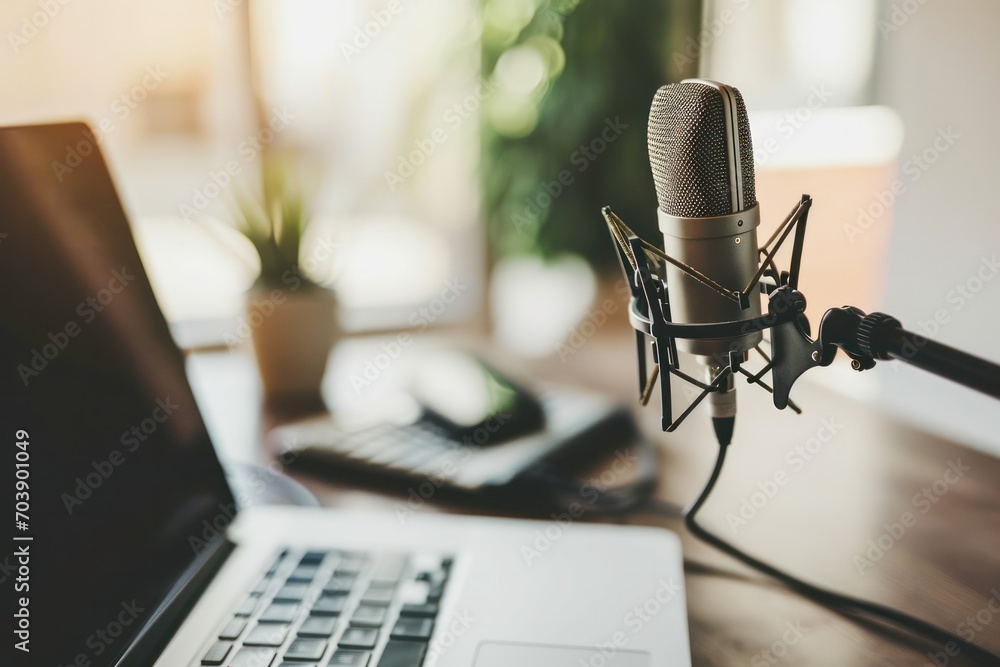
[[187, 332, 1000, 666]]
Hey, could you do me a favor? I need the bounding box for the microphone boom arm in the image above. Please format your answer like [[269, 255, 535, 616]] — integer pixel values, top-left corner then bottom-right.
[[770, 295, 1000, 407]]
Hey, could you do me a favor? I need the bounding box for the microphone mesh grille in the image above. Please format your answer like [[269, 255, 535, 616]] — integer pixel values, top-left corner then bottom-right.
[[648, 82, 757, 217]]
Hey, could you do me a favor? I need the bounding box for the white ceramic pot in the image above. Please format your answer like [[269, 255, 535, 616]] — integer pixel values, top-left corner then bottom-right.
[[247, 286, 338, 398], [490, 254, 597, 358]]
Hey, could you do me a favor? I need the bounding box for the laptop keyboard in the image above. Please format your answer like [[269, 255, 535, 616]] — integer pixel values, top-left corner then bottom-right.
[[198, 549, 453, 667]]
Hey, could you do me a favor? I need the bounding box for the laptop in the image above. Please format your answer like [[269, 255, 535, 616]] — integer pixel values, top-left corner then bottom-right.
[[0, 122, 691, 667]]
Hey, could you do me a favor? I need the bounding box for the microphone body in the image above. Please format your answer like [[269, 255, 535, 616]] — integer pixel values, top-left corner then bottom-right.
[[658, 209, 762, 357], [647, 79, 763, 444]]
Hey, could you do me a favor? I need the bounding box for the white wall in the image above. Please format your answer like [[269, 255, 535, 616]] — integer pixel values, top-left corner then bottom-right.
[[872, 0, 1000, 455]]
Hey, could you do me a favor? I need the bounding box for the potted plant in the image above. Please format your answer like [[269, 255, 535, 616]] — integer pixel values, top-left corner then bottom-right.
[[231, 159, 338, 398]]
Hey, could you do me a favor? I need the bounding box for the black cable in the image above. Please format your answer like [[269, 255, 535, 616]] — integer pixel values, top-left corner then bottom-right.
[[685, 442, 1000, 664]]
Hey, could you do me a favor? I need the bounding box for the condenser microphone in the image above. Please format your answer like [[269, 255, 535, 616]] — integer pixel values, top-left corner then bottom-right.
[[605, 79, 1000, 665], [647, 79, 762, 446]]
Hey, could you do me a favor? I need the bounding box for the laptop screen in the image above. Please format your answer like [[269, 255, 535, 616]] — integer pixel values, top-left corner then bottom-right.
[[0, 123, 235, 666]]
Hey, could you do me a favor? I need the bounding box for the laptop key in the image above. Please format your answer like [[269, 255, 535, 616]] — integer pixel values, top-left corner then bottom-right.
[[334, 559, 365, 576], [267, 553, 287, 576], [324, 575, 355, 594], [350, 605, 387, 628], [399, 603, 437, 617], [235, 597, 259, 617], [229, 647, 276, 667], [260, 603, 299, 624], [390, 617, 433, 641], [375, 640, 426, 667], [282, 638, 328, 661], [274, 583, 309, 602], [370, 554, 407, 584], [328, 650, 370, 666], [298, 616, 338, 638], [311, 594, 348, 616], [219, 617, 248, 640], [360, 586, 395, 606], [414, 570, 445, 584], [426, 582, 446, 602], [244, 623, 289, 647], [300, 551, 327, 565], [287, 565, 319, 583], [201, 640, 232, 665], [338, 627, 379, 649]]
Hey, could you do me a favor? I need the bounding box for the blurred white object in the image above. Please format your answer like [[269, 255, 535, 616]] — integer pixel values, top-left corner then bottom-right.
[[490, 254, 597, 358], [750, 106, 903, 171]]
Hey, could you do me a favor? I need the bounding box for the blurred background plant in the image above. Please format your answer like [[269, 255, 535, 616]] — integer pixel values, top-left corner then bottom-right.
[[480, 0, 699, 272], [230, 154, 321, 291]]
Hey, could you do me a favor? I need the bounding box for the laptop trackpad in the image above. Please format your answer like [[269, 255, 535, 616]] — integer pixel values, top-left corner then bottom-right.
[[474, 642, 651, 667]]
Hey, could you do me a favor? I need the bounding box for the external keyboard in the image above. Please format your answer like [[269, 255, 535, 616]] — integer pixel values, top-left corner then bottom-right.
[[198, 549, 453, 667], [273, 389, 636, 491]]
